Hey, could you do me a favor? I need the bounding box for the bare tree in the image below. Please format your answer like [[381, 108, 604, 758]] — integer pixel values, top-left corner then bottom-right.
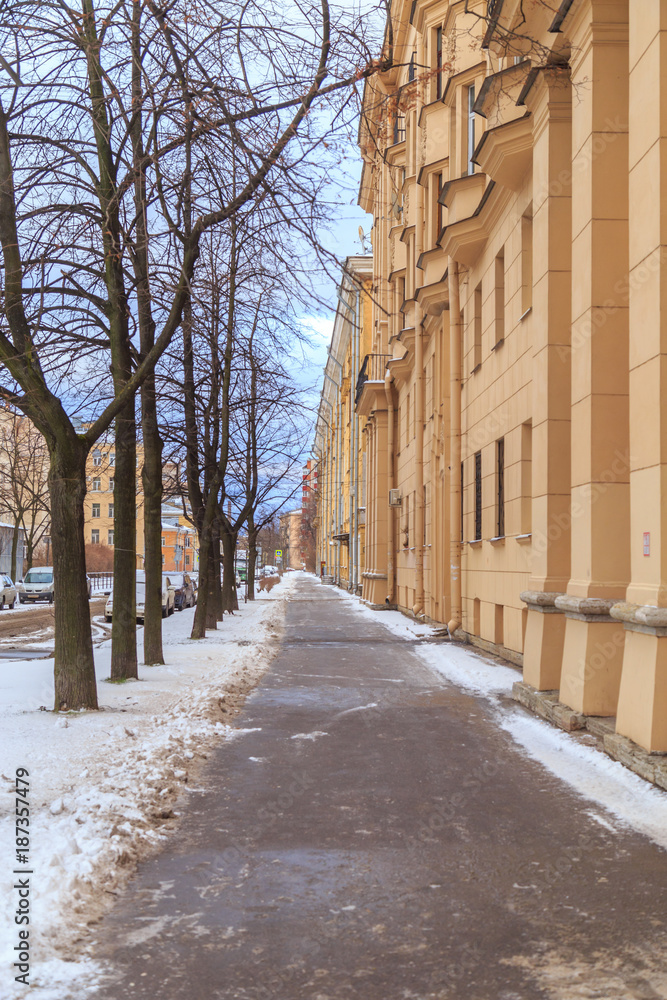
[[0, 407, 50, 577], [0, 0, 390, 708]]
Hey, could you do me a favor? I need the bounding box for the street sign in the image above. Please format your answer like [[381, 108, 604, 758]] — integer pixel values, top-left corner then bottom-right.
[[275, 549, 282, 559]]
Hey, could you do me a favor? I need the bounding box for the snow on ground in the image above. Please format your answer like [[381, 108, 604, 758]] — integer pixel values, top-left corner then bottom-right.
[[336, 591, 667, 853], [0, 573, 297, 999]]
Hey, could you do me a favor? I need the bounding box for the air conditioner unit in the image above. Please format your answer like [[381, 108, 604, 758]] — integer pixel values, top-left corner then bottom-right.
[[388, 489, 402, 507]]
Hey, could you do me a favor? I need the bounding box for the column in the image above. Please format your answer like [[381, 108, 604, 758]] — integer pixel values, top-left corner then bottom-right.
[[558, 0, 630, 717], [520, 67, 572, 690], [614, 1, 667, 751]]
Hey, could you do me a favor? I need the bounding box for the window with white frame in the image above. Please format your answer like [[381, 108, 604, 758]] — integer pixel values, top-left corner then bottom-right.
[[91, 478, 101, 492], [92, 503, 100, 518], [91, 529, 99, 544], [92, 449, 101, 466], [108, 503, 114, 517], [108, 529, 114, 546]]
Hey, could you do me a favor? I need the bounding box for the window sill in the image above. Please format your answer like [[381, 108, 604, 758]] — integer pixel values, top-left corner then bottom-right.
[[470, 363, 481, 375], [489, 535, 505, 545], [516, 533, 532, 544], [467, 538, 482, 548], [519, 307, 532, 322], [491, 338, 505, 352]]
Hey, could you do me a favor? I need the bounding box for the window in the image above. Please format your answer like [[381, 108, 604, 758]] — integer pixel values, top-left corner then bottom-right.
[[435, 27, 443, 99], [91, 478, 101, 492], [474, 451, 482, 540], [494, 249, 505, 348], [467, 85, 476, 175], [185, 537, 190, 548], [109, 477, 114, 492], [91, 529, 99, 544], [161, 536, 166, 546], [92, 503, 100, 518], [108, 530, 114, 546], [108, 503, 114, 518], [92, 449, 101, 467], [460, 461, 465, 542], [496, 438, 505, 538], [521, 211, 533, 315], [185, 553, 190, 566], [473, 283, 482, 371], [109, 453, 115, 466]]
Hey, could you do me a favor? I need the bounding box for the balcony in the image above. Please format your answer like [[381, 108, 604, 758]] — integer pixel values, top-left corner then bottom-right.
[[355, 354, 392, 416]]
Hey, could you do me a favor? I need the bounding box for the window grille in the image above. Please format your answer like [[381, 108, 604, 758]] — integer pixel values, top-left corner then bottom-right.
[[497, 438, 505, 537], [474, 452, 482, 540]]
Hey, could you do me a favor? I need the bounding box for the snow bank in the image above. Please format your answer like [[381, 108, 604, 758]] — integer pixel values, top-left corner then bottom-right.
[[0, 574, 296, 998]]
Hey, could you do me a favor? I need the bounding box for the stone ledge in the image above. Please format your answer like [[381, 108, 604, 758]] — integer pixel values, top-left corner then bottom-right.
[[604, 733, 667, 791], [513, 682, 667, 792], [610, 601, 667, 637], [554, 595, 617, 623], [512, 681, 586, 731], [520, 590, 564, 613]]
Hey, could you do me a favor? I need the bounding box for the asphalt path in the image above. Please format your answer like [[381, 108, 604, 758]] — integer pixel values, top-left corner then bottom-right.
[[90, 576, 667, 999]]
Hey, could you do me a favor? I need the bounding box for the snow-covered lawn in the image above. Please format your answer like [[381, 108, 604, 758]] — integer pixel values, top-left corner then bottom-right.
[[0, 574, 296, 998]]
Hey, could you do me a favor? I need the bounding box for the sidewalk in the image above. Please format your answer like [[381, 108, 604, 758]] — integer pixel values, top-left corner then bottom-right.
[[89, 575, 667, 1000]]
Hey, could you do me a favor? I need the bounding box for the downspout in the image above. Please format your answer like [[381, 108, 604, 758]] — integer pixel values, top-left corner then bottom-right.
[[447, 259, 462, 635], [352, 285, 361, 593], [412, 158, 425, 618], [384, 371, 396, 605]]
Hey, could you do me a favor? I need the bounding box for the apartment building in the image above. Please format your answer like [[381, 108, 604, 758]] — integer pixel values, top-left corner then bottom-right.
[[315, 0, 667, 756], [314, 257, 373, 590]]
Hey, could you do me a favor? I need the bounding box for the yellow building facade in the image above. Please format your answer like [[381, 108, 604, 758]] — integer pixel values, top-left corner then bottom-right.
[[315, 0, 667, 756], [314, 257, 373, 591]]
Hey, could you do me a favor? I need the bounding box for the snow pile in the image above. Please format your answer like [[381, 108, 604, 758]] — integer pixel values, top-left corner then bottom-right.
[[0, 573, 296, 998]]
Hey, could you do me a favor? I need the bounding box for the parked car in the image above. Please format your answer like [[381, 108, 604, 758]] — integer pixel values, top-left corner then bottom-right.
[[15, 568, 91, 604], [17, 566, 54, 603], [0, 575, 18, 609], [105, 572, 175, 623], [169, 572, 196, 611], [260, 565, 278, 578]]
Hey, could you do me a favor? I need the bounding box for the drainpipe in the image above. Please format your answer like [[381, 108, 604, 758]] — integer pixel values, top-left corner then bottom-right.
[[385, 371, 396, 605], [412, 163, 425, 618], [352, 285, 361, 593], [447, 258, 462, 635]]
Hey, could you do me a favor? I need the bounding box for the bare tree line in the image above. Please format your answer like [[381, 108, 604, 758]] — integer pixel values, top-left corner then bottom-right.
[[0, 0, 391, 710]]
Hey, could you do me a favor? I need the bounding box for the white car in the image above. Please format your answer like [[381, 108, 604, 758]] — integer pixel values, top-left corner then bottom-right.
[[0, 574, 18, 609], [105, 572, 175, 623], [18, 567, 54, 603]]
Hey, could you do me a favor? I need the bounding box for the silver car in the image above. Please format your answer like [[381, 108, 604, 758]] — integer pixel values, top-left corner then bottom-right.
[[0, 574, 17, 609]]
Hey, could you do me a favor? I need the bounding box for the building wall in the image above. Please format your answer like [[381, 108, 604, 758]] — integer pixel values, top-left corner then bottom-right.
[[314, 258, 373, 591], [314, 0, 667, 754]]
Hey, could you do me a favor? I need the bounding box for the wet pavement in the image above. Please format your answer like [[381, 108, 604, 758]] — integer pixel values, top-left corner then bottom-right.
[[91, 576, 667, 999]]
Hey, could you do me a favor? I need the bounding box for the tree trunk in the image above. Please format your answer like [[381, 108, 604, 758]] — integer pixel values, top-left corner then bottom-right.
[[247, 525, 257, 601], [212, 516, 223, 621], [11, 519, 19, 580], [191, 520, 210, 639], [111, 398, 138, 679], [206, 528, 218, 629], [50, 441, 97, 710], [221, 525, 238, 612], [141, 375, 164, 665]]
